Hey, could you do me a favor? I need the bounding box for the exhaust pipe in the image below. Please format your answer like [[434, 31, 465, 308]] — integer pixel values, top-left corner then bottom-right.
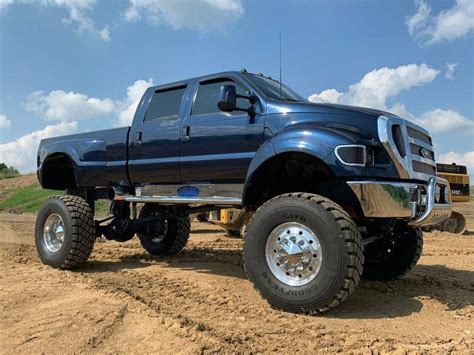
[[107, 186, 127, 201]]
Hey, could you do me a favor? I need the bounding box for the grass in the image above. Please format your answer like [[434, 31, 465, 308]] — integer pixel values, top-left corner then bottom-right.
[[0, 171, 21, 180], [0, 182, 109, 216], [0, 184, 61, 213]]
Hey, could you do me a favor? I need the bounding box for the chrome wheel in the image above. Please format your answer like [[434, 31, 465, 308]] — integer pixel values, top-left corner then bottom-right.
[[43, 213, 65, 253], [265, 222, 322, 286], [150, 218, 168, 243]]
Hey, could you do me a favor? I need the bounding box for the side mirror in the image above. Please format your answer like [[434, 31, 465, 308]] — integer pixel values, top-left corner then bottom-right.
[[218, 85, 237, 112]]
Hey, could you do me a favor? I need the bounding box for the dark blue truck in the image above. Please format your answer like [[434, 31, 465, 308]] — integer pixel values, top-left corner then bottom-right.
[[35, 70, 452, 314]]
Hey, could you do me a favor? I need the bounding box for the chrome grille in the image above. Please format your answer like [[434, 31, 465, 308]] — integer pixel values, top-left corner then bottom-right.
[[412, 160, 436, 175], [378, 116, 437, 181], [409, 143, 434, 160], [406, 126, 432, 145]]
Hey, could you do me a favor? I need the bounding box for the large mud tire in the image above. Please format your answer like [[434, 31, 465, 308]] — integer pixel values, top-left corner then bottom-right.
[[243, 193, 363, 314], [138, 204, 190, 256], [362, 228, 423, 281], [35, 195, 95, 269]]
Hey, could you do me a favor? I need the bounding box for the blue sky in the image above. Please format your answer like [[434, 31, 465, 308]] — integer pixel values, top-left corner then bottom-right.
[[0, 0, 473, 176]]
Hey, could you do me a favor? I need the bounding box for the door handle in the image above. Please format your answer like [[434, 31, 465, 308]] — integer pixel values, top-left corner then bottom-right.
[[181, 126, 190, 142], [135, 131, 142, 144]]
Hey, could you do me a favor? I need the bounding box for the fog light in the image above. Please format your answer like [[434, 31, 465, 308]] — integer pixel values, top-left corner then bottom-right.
[[335, 145, 366, 166]]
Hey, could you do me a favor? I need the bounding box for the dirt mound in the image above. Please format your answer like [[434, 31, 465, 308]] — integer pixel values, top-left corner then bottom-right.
[[0, 173, 37, 191], [0, 212, 473, 353]]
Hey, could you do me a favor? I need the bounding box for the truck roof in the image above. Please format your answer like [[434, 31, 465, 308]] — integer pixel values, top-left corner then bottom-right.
[[150, 70, 279, 91]]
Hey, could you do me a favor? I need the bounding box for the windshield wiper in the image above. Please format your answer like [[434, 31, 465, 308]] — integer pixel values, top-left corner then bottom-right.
[[280, 98, 299, 102]]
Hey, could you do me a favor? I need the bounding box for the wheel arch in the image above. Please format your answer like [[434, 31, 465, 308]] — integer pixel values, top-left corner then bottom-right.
[[39, 152, 78, 190], [243, 150, 364, 220]]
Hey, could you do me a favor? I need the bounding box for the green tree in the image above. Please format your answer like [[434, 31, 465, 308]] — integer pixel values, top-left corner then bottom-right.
[[0, 163, 20, 179]]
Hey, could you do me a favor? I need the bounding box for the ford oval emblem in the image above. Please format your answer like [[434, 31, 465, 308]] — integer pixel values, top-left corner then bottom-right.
[[420, 148, 431, 159], [177, 185, 200, 197]]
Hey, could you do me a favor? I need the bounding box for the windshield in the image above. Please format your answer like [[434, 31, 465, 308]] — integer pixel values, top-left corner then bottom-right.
[[244, 74, 307, 102]]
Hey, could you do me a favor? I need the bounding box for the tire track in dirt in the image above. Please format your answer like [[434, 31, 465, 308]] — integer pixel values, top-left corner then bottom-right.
[[1, 213, 473, 353]]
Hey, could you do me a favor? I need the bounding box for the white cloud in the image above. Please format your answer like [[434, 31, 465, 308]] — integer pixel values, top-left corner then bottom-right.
[[0, 114, 11, 128], [406, 0, 474, 45], [445, 63, 458, 80], [438, 151, 474, 178], [116, 78, 154, 127], [308, 63, 473, 136], [124, 0, 244, 33], [25, 77, 153, 125], [0, 121, 78, 172], [308, 64, 440, 110], [0, 0, 14, 12], [27, 90, 115, 121], [406, 0, 431, 37], [417, 108, 474, 134], [308, 89, 342, 104], [0, 77, 153, 172], [1, 0, 110, 41]]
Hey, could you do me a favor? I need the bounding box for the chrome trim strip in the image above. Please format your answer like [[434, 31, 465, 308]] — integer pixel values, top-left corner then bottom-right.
[[129, 152, 255, 166], [408, 137, 433, 150], [180, 152, 254, 162], [377, 116, 410, 179], [140, 183, 244, 199], [124, 195, 242, 205], [411, 155, 437, 166]]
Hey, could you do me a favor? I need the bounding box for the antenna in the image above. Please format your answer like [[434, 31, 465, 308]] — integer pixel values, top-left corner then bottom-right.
[[279, 30, 282, 101]]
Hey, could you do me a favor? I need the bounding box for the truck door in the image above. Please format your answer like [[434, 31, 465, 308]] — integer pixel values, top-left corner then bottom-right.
[[179, 78, 265, 183], [128, 85, 188, 184]]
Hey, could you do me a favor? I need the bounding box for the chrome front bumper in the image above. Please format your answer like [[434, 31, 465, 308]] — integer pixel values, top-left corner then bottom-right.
[[348, 177, 452, 226]]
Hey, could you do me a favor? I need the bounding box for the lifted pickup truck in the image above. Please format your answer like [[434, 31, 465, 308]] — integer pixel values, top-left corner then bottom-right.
[[35, 70, 452, 314]]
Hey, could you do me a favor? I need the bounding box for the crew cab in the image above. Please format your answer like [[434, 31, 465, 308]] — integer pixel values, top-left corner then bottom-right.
[[35, 70, 452, 314]]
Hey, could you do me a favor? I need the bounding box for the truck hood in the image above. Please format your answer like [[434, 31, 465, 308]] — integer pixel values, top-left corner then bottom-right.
[[266, 100, 397, 119]]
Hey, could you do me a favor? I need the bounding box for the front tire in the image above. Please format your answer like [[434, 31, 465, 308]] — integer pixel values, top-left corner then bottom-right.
[[243, 193, 363, 314], [137, 204, 190, 256], [362, 228, 423, 281], [35, 195, 96, 269]]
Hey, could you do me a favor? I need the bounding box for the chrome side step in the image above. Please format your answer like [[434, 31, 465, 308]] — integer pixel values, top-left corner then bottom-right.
[[124, 195, 242, 206]]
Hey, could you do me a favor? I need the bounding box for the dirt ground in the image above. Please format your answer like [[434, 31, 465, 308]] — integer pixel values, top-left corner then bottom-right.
[[0, 203, 473, 353]]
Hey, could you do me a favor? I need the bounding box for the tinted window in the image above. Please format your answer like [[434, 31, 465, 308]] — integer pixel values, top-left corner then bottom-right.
[[144, 86, 186, 122], [192, 80, 250, 116], [243, 74, 306, 102]]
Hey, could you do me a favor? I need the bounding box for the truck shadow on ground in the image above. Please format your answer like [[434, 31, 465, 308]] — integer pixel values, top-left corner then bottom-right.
[[82, 246, 473, 319]]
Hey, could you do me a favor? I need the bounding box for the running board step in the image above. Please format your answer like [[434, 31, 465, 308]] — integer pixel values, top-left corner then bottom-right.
[[124, 195, 242, 206]]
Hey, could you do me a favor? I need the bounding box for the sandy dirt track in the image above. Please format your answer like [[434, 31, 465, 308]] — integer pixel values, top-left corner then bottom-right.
[[0, 204, 473, 353]]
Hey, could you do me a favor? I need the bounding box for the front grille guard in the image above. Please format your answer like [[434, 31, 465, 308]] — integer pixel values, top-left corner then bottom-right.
[[409, 177, 452, 226]]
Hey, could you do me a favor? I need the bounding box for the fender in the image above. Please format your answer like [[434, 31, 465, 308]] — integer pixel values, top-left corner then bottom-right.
[[39, 139, 107, 187], [245, 124, 367, 180], [242, 125, 362, 202]]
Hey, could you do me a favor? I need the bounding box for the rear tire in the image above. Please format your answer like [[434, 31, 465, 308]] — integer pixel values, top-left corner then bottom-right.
[[35, 195, 95, 269], [362, 228, 423, 281], [243, 193, 363, 314], [138, 204, 190, 256]]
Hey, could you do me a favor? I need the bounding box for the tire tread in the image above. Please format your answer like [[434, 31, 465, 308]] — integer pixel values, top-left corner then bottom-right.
[[244, 192, 364, 314], [44, 195, 95, 269]]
